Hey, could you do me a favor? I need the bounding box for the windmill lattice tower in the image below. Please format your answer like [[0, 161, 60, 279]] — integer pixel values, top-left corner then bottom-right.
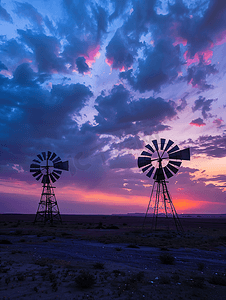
[[138, 138, 190, 231], [30, 151, 69, 224]]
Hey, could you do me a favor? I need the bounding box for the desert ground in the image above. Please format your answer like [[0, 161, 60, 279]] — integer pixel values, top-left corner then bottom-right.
[[0, 214, 226, 299]]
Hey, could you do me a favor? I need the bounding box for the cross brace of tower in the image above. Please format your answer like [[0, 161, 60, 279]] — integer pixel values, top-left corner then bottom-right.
[[143, 179, 183, 232], [34, 183, 62, 224]]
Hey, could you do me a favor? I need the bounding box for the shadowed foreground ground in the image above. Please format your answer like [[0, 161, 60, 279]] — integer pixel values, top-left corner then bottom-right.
[[0, 214, 226, 299]]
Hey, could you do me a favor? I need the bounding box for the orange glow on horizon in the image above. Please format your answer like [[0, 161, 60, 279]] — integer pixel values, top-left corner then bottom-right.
[[1, 178, 226, 214]]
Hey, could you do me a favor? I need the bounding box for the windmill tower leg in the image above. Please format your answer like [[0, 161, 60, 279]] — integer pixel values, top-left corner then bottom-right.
[[143, 180, 183, 232], [142, 182, 156, 230], [162, 181, 183, 232], [152, 181, 161, 231], [34, 183, 62, 224]]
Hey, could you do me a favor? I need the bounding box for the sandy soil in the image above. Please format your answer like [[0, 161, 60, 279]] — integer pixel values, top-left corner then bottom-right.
[[0, 215, 226, 299]]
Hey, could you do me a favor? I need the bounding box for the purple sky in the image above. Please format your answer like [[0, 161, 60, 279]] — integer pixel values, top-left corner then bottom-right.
[[0, 0, 226, 214]]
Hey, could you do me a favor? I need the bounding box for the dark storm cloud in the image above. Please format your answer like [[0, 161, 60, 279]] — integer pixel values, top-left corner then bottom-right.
[[0, 78, 93, 169], [0, 38, 32, 70], [13, 63, 37, 87], [213, 118, 224, 128], [190, 117, 206, 127], [0, 61, 7, 70], [62, 0, 94, 33], [108, 154, 136, 169], [76, 57, 90, 74], [93, 4, 108, 42], [109, 0, 131, 22], [184, 135, 226, 158], [62, 36, 95, 71], [92, 84, 177, 135], [186, 60, 218, 90], [0, 2, 13, 23], [192, 96, 216, 119], [105, 29, 135, 70], [171, 0, 226, 57], [18, 29, 66, 74], [61, 0, 108, 42], [112, 0, 225, 92], [199, 174, 226, 184], [15, 2, 43, 29], [120, 39, 182, 92], [123, 0, 156, 36], [111, 136, 144, 151], [176, 96, 187, 112]]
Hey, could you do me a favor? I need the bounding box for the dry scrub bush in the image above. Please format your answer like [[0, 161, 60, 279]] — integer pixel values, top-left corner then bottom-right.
[[209, 273, 226, 286], [159, 253, 175, 265], [75, 271, 96, 289], [93, 262, 105, 269]]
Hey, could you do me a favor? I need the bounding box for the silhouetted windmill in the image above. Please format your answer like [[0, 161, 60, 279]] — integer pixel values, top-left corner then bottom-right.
[[138, 138, 190, 231], [30, 151, 69, 224]]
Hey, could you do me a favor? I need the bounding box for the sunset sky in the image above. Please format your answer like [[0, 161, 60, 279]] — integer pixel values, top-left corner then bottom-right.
[[0, 0, 226, 214]]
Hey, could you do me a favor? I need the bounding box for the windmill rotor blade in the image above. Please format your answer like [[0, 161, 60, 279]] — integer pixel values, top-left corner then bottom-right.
[[52, 156, 61, 163], [47, 151, 52, 159], [167, 163, 179, 174], [42, 152, 46, 160], [33, 159, 40, 163], [138, 157, 152, 168], [37, 154, 43, 161], [146, 166, 155, 178], [141, 151, 152, 157], [42, 174, 50, 184], [145, 144, 155, 153], [53, 170, 62, 175], [30, 168, 40, 173], [50, 152, 57, 161], [36, 174, 43, 181], [32, 170, 42, 178], [169, 160, 182, 167], [152, 140, 159, 151], [164, 139, 174, 152], [30, 163, 40, 169], [142, 164, 152, 172], [160, 138, 166, 150], [167, 145, 179, 154], [163, 166, 174, 179], [51, 171, 60, 180], [53, 161, 69, 171], [50, 173, 57, 183], [169, 148, 190, 160], [153, 168, 165, 181]]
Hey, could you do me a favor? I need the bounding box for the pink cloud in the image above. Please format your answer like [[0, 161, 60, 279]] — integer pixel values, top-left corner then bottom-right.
[[190, 117, 206, 127], [173, 37, 187, 47], [213, 118, 224, 127], [184, 49, 213, 68], [215, 30, 226, 46], [84, 45, 101, 68]]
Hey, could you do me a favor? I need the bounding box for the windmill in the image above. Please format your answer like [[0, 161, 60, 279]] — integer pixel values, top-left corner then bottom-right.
[[138, 138, 190, 231], [30, 151, 69, 224]]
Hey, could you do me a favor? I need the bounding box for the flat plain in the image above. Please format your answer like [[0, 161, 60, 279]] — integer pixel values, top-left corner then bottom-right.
[[0, 214, 226, 299]]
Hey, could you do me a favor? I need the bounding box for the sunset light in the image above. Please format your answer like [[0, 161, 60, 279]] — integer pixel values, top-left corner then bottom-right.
[[0, 0, 225, 216]]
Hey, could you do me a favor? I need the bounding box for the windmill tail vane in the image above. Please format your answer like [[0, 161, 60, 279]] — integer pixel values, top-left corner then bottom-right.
[[138, 138, 190, 232], [30, 151, 69, 224]]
